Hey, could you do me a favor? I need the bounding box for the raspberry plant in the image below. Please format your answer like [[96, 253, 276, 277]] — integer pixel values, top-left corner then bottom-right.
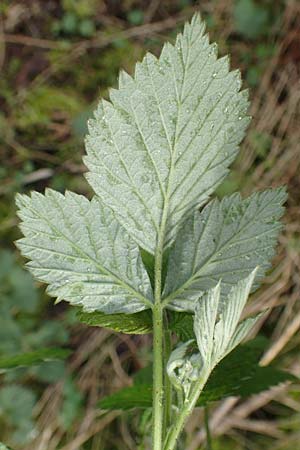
[[16, 14, 290, 450]]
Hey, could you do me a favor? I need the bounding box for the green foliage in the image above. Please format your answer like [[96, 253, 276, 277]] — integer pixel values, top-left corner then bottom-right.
[[250, 130, 272, 158], [168, 312, 195, 341], [76, 308, 195, 339], [163, 188, 286, 311], [98, 341, 295, 410], [193, 271, 262, 367], [167, 272, 266, 402], [16, 15, 284, 318], [77, 309, 152, 334], [85, 15, 250, 254], [16, 191, 152, 314], [59, 376, 84, 429], [53, 13, 96, 37], [234, 0, 271, 40], [0, 348, 71, 371], [14, 13, 289, 449], [0, 250, 38, 318], [52, 0, 97, 37], [0, 250, 71, 445], [0, 250, 69, 355], [140, 248, 171, 292], [63, 0, 98, 18], [127, 9, 144, 26], [0, 385, 36, 445], [99, 384, 152, 410], [15, 85, 83, 131]]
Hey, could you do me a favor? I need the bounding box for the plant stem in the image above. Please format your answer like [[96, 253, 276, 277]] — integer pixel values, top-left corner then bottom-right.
[[152, 228, 165, 450], [163, 372, 210, 450], [153, 177, 171, 448], [163, 325, 172, 433], [204, 407, 212, 450], [153, 304, 164, 450]]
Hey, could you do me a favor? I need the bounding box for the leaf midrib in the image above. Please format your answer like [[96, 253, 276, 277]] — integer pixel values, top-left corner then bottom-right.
[[150, 29, 192, 256]]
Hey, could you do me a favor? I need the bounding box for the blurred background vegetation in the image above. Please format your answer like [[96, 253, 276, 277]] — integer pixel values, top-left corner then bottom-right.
[[0, 0, 299, 449]]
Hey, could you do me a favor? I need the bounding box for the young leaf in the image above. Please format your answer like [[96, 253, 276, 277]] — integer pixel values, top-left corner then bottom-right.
[[16, 190, 153, 314], [212, 269, 258, 361], [225, 313, 265, 356], [193, 282, 221, 368], [163, 188, 287, 311], [166, 340, 200, 396], [0, 348, 71, 371], [98, 343, 295, 410], [77, 309, 152, 334], [194, 271, 262, 369], [85, 14, 250, 253]]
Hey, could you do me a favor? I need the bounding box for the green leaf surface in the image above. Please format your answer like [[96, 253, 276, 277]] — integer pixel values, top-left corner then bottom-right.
[[198, 365, 295, 407], [85, 14, 250, 253], [16, 190, 152, 314], [0, 348, 71, 370], [99, 384, 152, 410], [199, 355, 295, 406], [98, 342, 295, 410], [169, 311, 195, 341], [77, 309, 152, 334], [77, 308, 197, 337], [77, 308, 198, 337], [163, 188, 287, 310], [133, 364, 153, 385], [140, 247, 170, 292]]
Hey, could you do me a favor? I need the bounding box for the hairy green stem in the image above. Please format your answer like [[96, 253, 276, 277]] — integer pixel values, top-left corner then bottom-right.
[[163, 372, 210, 450], [152, 225, 165, 450], [153, 304, 164, 449], [163, 326, 172, 434]]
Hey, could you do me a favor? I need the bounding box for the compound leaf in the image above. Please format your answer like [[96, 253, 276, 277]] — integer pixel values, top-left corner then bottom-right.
[[163, 188, 287, 310], [85, 14, 250, 253], [16, 190, 152, 314]]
